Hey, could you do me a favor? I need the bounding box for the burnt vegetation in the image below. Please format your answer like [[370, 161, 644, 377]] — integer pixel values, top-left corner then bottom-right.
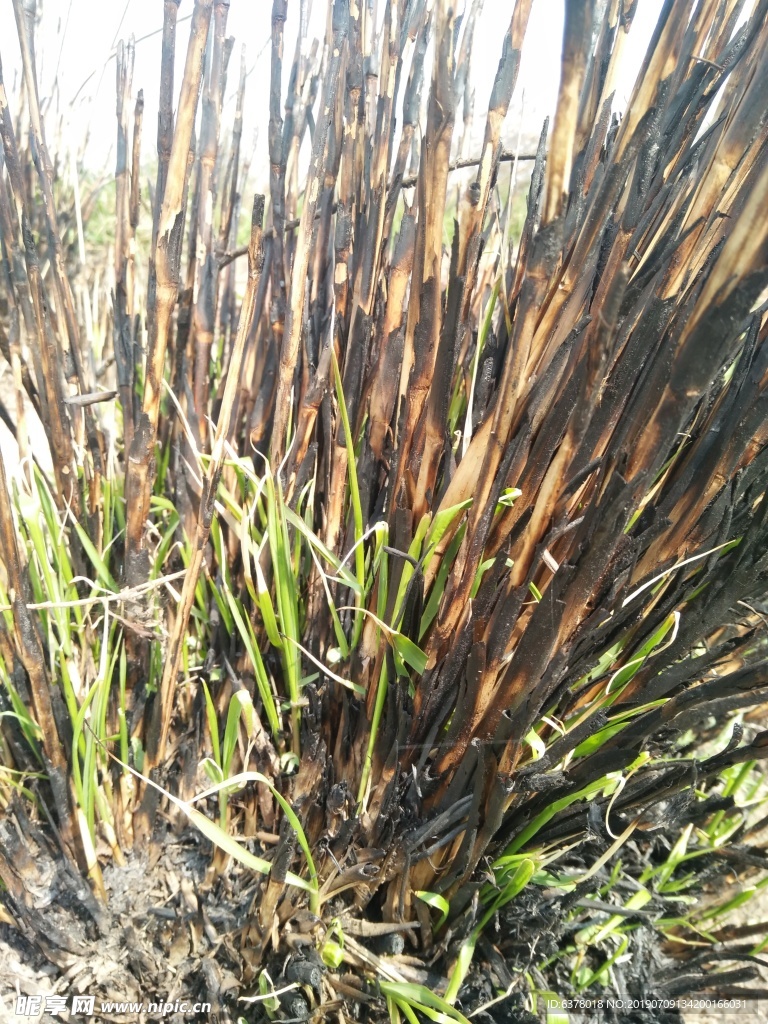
[[1, 0, 768, 1020]]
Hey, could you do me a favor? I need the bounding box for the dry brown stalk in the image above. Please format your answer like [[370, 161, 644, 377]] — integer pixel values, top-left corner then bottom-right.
[[388, 0, 456, 523], [409, 0, 533, 523], [542, 0, 592, 224], [123, 0, 214, 587]]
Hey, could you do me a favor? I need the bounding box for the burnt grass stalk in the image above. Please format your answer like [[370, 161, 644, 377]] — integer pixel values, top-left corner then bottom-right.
[[1, 0, 768, 1021]]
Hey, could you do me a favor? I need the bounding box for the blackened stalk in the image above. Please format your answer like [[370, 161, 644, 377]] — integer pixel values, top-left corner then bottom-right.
[[154, 0, 182, 248], [269, 0, 289, 367], [12, 0, 102, 514], [323, 0, 399, 553], [192, 0, 231, 443], [114, 40, 137, 452], [130, 91, 144, 231], [0, 53, 78, 515], [271, 0, 349, 466], [218, 44, 246, 259]]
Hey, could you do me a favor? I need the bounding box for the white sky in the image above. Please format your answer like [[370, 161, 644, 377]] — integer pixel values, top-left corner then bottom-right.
[[0, 0, 666, 185]]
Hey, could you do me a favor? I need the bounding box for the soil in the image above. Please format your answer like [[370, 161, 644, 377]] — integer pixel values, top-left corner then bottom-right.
[[0, 812, 255, 1024], [3, 807, 766, 1024]]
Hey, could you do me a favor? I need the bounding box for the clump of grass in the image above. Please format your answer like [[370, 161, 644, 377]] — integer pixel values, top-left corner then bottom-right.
[[2, 0, 768, 1018]]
